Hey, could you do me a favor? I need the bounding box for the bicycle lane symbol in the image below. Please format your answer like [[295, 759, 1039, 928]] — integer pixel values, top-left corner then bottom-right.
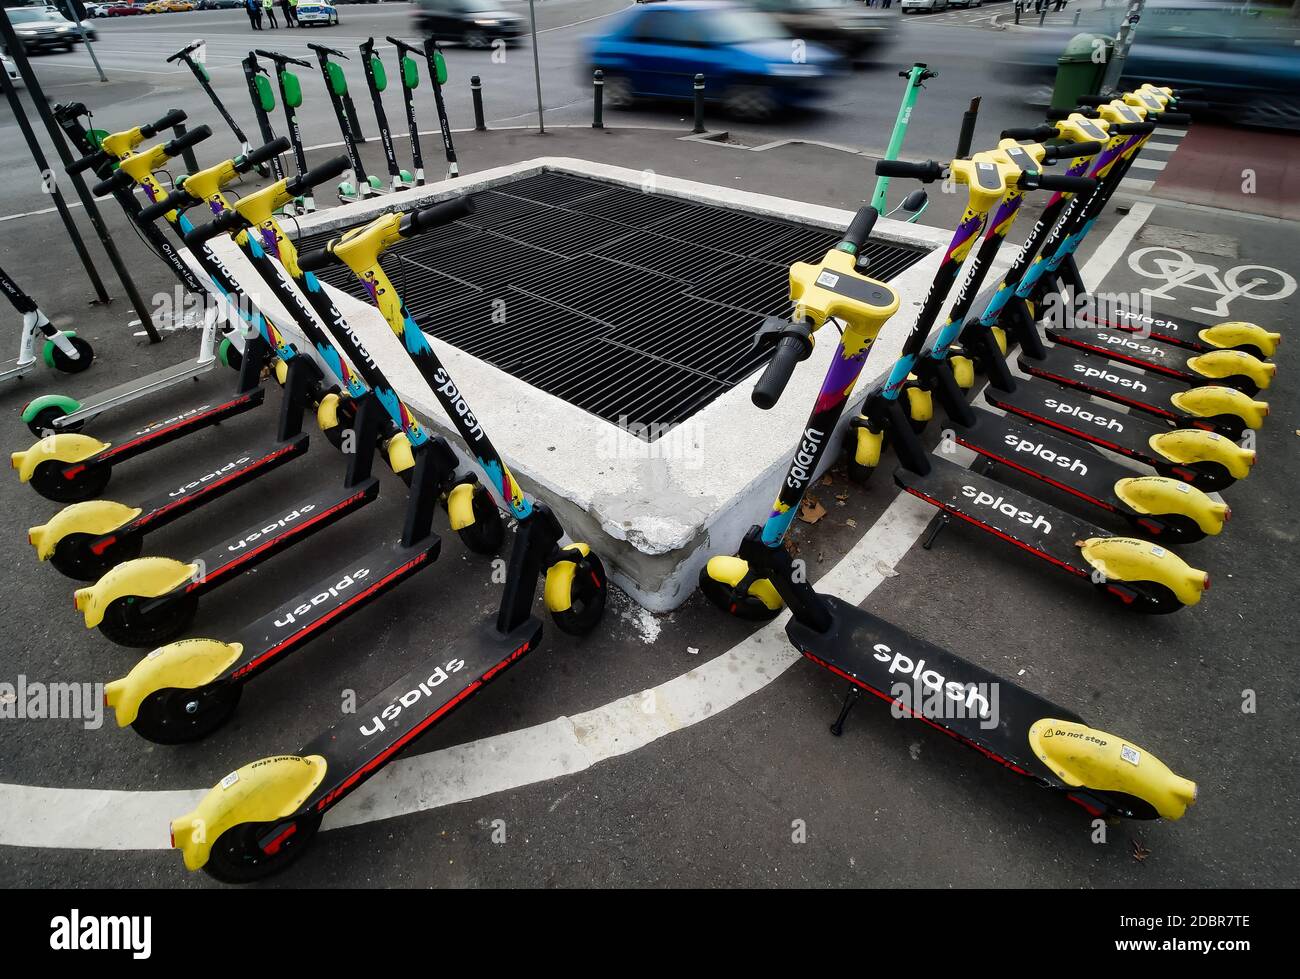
[[1127, 246, 1297, 318]]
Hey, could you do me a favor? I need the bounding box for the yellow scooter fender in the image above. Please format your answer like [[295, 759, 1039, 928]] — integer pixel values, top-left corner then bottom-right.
[[11, 434, 110, 483], [1079, 537, 1209, 608], [172, 755, 327, 872], [73, 557, 198, 629], [106, 638, 244, 727], [702, 555, 783, 612], [1113, 477, 1229, 537], [1028, 719, 1197, 820], [385, 433, 415, 474], [28, 500, 141, 560], [1149, 429, 1254, 480], [1170, 386, 1269, 431], [316, 392, 343, 433], [853, 423, 884, 470], [1185, 351, 1275, 391], [447, 481, 477, 531], [544, 542, 596, 614], [1200, 322, 1280, 359]]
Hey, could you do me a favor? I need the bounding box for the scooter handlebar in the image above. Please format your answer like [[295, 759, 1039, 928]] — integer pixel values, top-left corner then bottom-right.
[[91, 169, 133, 197], [236, 137, 291, 174], [874, 159, 945, 183], [297, 245, 336, 273], [399, 196, 474, 238], [183, 209, 245, 248], [1041, 139, 1105, 161], [161, 123, 212, 161], [1110, 121, 1156, 135], [751, 319, 814, 411], [307, 43, 348, 59], [145, 109, 188, 138], [841, 205, 878, 253], [1025, 173, 1097, 195], [285, 155, 352, 198], [1001, 125, 1056, 141], [137, 187, 195, 224], [1149, 110, 1192, 125]]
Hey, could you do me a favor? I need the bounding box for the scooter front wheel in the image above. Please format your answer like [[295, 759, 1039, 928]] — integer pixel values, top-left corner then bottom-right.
[[698, 568, 781, 621], [28, 460, 112, 504], [132, 684, 244, 745], [203, 812, 321, 884], [549, 550, 608, 636], [50, 532, 143, 582], [47, 336, 95, 374], [97, 592, 199, 648]]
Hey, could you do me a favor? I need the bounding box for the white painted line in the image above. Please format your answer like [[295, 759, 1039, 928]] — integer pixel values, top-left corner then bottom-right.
[[1119, 177, 1155, 193], [1079, 201, 1154, 290], [0, 492, 937, 852], [1143, 142, 1181, 153], [1153, 128, 1186, 138], [1130, 159, 1167, 171]]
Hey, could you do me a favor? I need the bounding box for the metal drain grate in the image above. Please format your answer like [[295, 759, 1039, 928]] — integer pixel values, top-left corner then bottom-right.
[[295, 172, 928, 441]]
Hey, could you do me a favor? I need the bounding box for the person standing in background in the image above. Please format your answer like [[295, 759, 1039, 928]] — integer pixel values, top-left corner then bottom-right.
[[281, 0, 296, 26], [262, 0, 278, 28], [245, 0, 261, 29]]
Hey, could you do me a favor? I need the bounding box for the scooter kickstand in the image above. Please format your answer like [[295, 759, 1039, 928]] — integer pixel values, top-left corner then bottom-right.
[[921, 512, 949, 551], [829, 686, 861, 737]]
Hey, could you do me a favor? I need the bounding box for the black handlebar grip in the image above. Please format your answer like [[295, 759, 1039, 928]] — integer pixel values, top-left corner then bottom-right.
[[1001, 125, 1056, 141], [161, 123, 212, 161], [1150, 111, 1191, 125], [752, 336, 805, 410], [235, 137, 291, 174], [1076, 95, 1110, 107], [874, 159, 944, 182], [297, 245, 336, 273], [1041, 139, 1104, 162], [91, 169, 133, 198], [401, 196, 474, 237], [308, 43, 346, 58], [841, 205, 878, 252], [142, 108, 187, 139], [1033, 173, 1098, 194], [1111, 121, 1155, 135], [138, 187, 195, 224], [70, 150, 107, 176], [285, 155, 352, 197], [183, 209, 245, 248], [1171, 99, 1209, 113]]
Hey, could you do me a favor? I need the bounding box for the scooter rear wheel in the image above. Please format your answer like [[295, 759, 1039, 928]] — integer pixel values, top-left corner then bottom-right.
[[698, 568, 781, 622], [25, 404, 83, 438], [203, 812, 321, 884], [456, 484, 505, 555], [29, 460, 112, 504], [1126, 512, 1206, 546], [50, 532, 144, 582], [132, 684, 243, 745], [550, 551, 609, 636], [1098, 580, 1184, 615], [98, 592, 200, 648]]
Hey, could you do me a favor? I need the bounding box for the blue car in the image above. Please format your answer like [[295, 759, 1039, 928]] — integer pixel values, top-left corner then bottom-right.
[[587, 1, 842, 121]]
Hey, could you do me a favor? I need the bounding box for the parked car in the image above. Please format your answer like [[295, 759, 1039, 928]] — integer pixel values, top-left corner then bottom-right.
[[414, 0, 525, 49], [105, 2, 148, 14], [84, 2, 113, 16], [2, 50, 21, 85], [1009, 0, 1300, 130], [745, 0, 893, 63], [197, 0, 246, 8], [3, 6, 95, 51], [587, 1, 841, 121], [296, 0, 339, 26], [900, 0, 949, 12]]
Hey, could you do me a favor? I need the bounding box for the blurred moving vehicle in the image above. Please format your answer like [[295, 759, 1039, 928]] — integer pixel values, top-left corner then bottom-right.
[[1011, 1, 1300, 130], [2, 50, 21, 84], [3, 6, 96, 51], [198, 0, 246, 7], [414, 0, 525, 48], [104, 2, 148, 14], [900, 0, 949, 12], [588, 1, 840, 120], [746, 0, 893, 62], [84, 2, 112, 15], [946, 0, 984, 7], [297, 0, 339, 25]]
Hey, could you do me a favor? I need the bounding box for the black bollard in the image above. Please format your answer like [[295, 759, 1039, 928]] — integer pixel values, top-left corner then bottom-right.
[[470, 74, 487, 132], [593, 69, 604, 129], [692, 73, 705, 134], [172, 119, 200, 175]]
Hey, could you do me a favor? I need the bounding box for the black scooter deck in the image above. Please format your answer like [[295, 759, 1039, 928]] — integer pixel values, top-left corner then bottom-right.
[[788, 594, 1078, 784], [983, 381, 1192, 476], [223, 535, 442, 684], [955, 409, 1128, 516], [160, 477, 382, 606], [299, 617, 544, 817], [1044, 324, 1203, 383], [1078, 305, 1218, 353], [1018, 346, 1186, 423], [895, 454, 1108, 578], [96, 387, 266, 467], [119, 434, 309, 542]]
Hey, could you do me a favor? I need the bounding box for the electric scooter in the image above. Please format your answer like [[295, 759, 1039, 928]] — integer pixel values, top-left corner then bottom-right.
[[359, 37, 415, 192], [169, 197, 609, 882], [255, 49, 316, 212], [384, 37, 429, 185], [10, 126, 282, 505], [871, 63, 937, 223], [103, 162, 508, 743], [167, 41, 259, 170], [308, 43, 382, 202], [0, 264, 93, 387], [420, 36, 460, 181], [699, 211, 1196, 827], [242, 53, 286, 182]]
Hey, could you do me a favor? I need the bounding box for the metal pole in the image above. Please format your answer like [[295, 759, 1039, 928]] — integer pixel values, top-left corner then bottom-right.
[[693, 74, 706, 134], [63, 0, 107, 83], [0, 8, 161, 340], [956, 96, 980, 159], [173, 119, 201, 174], [592, 69, 604, 129], [527, 0, 545, 133], [470, 75, 487, 131]]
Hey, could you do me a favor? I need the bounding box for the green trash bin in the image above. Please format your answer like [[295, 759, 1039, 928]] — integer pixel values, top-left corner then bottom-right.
[[1050, 33, 1114, 112]]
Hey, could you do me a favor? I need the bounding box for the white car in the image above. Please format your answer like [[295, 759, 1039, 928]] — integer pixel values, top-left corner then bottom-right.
[[901, 0, 950, 11], [295, 0, 339, 25], [3, 52, 21, 87]]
